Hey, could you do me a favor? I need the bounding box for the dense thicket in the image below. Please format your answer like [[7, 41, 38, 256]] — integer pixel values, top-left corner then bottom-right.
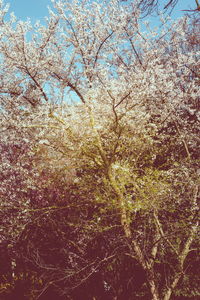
[[0, 0, 199, 299]]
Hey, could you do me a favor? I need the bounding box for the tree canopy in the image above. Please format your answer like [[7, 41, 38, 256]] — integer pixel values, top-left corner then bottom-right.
[[0, 0, 199, 299]]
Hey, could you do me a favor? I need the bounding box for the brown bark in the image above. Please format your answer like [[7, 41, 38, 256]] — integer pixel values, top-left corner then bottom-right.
[[163, 273, 182, 300], [163, 219, 199, 300]]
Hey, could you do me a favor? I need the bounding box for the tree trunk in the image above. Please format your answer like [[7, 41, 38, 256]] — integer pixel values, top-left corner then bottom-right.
[[163, 218, 199, 300], [146, 268, 160, 300], [163, 272, 182, 300], [131, 239, 160, 300]]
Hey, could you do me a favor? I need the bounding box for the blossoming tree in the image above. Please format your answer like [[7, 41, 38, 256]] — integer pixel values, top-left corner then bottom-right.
[[0, 0, 199, 299]]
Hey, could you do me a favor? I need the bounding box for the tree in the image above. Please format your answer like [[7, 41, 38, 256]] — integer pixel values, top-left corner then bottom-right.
[[0, 0, 199, 299], [125, 0, 200, 16]]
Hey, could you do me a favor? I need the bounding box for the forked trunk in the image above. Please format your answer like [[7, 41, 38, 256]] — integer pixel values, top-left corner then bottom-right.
[[146, 268, 160, 300]]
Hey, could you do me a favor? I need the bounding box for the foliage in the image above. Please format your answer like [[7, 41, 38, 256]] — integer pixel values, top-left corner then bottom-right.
[[0, 0, 199, 299]]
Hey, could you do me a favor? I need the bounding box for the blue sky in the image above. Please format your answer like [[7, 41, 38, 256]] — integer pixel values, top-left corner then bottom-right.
[[6, 0, 196, 23], [7, 0, 53, 22]]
